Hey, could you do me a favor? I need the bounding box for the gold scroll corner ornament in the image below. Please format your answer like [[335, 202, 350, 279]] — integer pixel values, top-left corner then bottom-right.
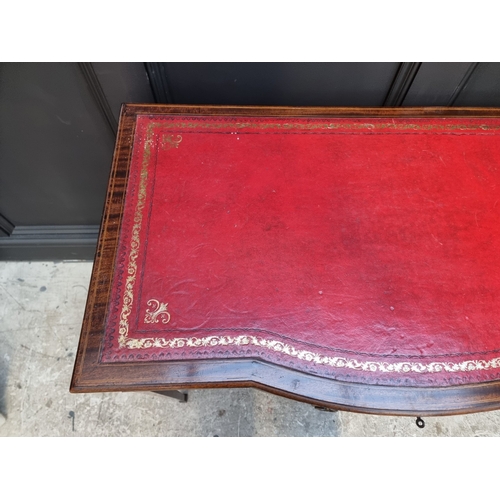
[[162, 134, 182, 150], [144, 299, 171, 324]]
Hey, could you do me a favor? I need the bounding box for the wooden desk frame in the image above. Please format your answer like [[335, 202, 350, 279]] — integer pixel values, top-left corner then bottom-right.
[[71, 104, 500, 416]]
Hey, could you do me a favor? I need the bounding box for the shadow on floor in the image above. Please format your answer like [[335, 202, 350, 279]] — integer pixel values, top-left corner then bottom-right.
[[0, 351, 9, 418]]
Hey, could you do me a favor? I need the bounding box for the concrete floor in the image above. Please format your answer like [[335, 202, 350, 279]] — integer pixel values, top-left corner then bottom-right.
[[1, 261, 500, 437]]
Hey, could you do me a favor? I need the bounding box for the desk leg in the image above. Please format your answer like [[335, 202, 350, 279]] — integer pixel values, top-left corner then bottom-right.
[[314, 406, 337, 413], [153, 390, 188, 403]]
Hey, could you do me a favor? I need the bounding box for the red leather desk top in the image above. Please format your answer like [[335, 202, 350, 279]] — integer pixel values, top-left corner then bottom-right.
[[101, 112, 500, 389]]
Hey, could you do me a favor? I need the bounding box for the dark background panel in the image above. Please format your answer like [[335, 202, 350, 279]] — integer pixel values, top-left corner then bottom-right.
[[92, 62, 155, 122], [0, 63, 115, 226], [0, 213, 14, 237], [148, 62, 401, 106], [402, 62, 476, 106], [453, 62, 500, 107]]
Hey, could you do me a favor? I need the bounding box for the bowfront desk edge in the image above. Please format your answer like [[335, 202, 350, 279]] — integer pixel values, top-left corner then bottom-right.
[[71, 105, 500, 417]]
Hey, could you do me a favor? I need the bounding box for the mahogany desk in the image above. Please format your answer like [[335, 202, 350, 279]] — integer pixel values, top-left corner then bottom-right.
[[71, 105, 500, 416]]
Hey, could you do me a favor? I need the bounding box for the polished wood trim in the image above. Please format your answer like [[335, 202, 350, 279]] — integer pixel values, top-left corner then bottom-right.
[[71, 105, 136, 391], [71, 105, 500, 416], [71, 356, 500, 417], [123, 103, 500, 117]]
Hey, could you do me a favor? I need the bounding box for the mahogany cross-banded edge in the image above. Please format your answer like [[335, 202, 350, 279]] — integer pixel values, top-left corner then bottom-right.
[[70, 104, 500, 416]]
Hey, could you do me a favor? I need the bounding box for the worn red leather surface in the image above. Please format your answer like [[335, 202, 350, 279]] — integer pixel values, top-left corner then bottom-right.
[[102, 114, 500, 387]]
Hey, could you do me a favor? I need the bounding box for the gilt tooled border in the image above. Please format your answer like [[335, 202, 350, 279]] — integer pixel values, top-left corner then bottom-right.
[[125, 334, 500, 375], [138, 115, 500, 133], [114, 116, 500, 375]]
